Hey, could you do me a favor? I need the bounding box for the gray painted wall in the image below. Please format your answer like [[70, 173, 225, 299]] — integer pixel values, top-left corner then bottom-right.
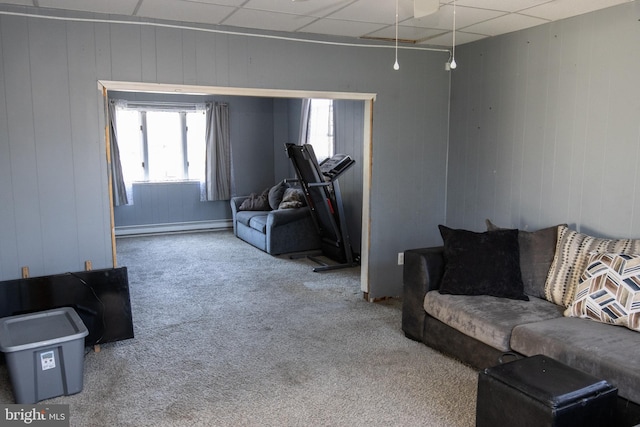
[[0, 12, 112, 280], [0, 5, 451, 298], [334, 100, 365, 254], [447, 2, 640, 241], [273, 98, 295, 183], [115, 181, 227, 227]]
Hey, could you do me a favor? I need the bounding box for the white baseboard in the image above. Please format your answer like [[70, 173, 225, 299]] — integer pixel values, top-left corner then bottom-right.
[[115, 220, 232, 237]]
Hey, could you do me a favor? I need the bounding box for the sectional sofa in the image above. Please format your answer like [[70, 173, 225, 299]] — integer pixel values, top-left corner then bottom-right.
[[402, 222, 640, 426]]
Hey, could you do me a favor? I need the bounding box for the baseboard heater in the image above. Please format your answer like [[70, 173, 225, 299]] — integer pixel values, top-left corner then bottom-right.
[[115, 219, 232, 236], [0, 267, 134, 347]]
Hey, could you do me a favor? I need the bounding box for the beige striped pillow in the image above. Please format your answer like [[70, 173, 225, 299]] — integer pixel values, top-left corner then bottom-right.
[[544, 226, 640, 307]]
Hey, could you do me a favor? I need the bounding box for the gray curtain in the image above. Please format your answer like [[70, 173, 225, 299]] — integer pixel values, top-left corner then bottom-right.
[[108, 100, 129, 206], [205, 102, 232, 201], [298, 98, 311, 145]]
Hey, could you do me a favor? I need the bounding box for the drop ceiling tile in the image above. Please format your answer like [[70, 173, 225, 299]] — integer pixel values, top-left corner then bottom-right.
[[522, 0, 630, 21], [404, 4, 507, 31], [454, 0, 552, 13], [243, 0, 351, 18], [190, 0, 246, 6], [327, 0, 414, 25], [0, 0, 34, 6], [300, 18, 386, 38], [463, 12, 550, 36], [38, 0, 138, 15], [365, 25, 447, 42], [223, 9, 316, 32], [421, 30, 488, 47], [137, 0, 235, 25]]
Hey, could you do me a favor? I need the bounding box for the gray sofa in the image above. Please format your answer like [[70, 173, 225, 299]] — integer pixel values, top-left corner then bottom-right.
[[402, 223, 640, 426], [230, 195, 320, 255]]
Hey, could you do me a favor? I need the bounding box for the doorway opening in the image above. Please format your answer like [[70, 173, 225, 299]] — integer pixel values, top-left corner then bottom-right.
[[99, 81, 375, 294]]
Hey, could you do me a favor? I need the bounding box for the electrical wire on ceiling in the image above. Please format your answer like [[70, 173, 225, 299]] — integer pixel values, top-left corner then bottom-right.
[[0, 9, 450, 54]]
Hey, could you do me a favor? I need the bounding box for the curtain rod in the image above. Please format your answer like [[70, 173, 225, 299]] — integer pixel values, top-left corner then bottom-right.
[[112, 99, 206, 112]]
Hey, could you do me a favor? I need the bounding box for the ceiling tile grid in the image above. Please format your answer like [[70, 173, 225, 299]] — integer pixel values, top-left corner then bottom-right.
[[0, 0, 634, 47]]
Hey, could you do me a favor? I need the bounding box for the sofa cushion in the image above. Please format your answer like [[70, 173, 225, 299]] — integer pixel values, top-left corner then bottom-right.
[[510, 316, 640, 404], [486, 220, 563, 299], [564, 253, 640, 332], [438, 225, 528, 301], [544, 225, 640, 307], [235, 211, 269, 228], [239, 188, 270, 211], [268, 181, 289, 210], [249, 215, 268, 233], [424, 292, 563, 352]]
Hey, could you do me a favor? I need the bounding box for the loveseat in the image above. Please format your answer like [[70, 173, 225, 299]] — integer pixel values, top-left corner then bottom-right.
[[230, 181, 321, 255], [402, 222, 640, 426]]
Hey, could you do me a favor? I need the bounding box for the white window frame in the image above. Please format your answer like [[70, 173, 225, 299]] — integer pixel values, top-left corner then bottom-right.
[[307, 98, 335, 163], [115, 101, 206, 184]]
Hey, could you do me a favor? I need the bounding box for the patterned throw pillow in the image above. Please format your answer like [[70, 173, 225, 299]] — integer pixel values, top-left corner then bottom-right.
[[278, 188, 307, 209], [564, 253, 640, 332], [544, 226, 640, 307]]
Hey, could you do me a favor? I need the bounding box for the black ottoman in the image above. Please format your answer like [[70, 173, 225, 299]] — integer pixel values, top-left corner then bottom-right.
[[476, 355, 617, 427]]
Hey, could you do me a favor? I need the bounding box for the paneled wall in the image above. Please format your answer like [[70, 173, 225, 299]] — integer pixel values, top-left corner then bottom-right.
[[114, 182, 229, 230], [334, 100, 365, 254], [0, 13, 112, 280], [447, 2, 640, 240], [273, 98, 296, 183], [0, 5, 451, 299]]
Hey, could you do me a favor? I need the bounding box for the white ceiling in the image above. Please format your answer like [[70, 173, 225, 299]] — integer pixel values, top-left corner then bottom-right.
[[1, 0, 634, 47]]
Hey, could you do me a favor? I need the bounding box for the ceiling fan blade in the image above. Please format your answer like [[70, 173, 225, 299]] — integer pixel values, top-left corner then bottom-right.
[[413, 0, 439, 18]]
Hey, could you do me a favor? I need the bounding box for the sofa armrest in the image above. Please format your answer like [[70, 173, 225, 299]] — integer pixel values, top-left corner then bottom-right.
[[231, 196, 249, 214], [265, 207, 321, 255], [402, 246, 445, 342], [230, 197, 250, 235]]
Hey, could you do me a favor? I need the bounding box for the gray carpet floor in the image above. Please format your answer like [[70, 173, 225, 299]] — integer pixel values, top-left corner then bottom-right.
[[0, 230, 477, 426]]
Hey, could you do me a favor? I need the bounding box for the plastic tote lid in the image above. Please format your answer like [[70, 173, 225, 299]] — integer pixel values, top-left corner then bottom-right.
[[0, 307, 88, 353]]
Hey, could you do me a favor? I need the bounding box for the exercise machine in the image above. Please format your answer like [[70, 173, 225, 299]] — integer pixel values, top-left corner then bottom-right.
[[285, 143, 358, 272]]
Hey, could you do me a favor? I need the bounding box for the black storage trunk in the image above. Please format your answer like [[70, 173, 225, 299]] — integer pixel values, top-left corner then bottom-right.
[[476, 355, 617, 427]]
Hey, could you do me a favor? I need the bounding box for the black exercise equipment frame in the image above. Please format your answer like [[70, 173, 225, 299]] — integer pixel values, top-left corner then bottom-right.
[[285, 143, 358, 272]]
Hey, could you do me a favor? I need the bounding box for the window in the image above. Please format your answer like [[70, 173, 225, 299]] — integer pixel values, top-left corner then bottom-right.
[[307, 99, 334, 162], [146, 111, 185, 181], [114, 104, 206, 187]]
